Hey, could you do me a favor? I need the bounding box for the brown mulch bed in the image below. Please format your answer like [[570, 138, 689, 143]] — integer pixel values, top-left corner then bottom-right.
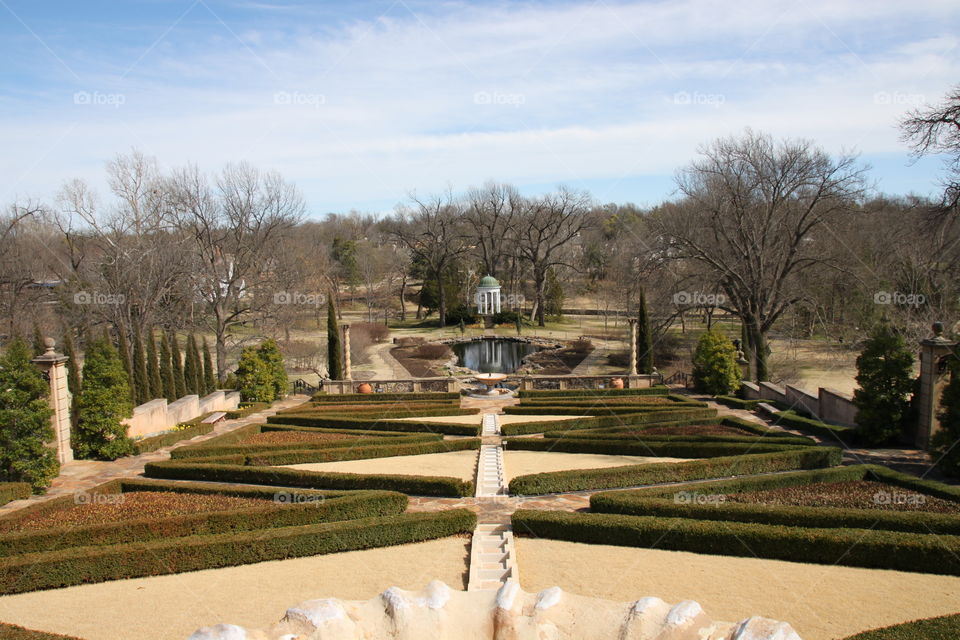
[[390, 345, 443, 377], [638, 424, 757, 437], [526, 346, 593, 375], [724, 480, 960, 514], [0, 491, 276, 533], [242, 431, 363, 445]]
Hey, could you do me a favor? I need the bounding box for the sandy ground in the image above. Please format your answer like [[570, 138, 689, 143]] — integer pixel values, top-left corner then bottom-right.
[[392, 414, 583, 425], [503, 451, 687, 483], [0, 537, 470, 640], [285, 449, 479, 481], [516, 539, 960, 640]]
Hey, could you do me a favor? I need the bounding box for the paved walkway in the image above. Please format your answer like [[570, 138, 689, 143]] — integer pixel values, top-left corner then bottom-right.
[[0, 394, 311, 516]]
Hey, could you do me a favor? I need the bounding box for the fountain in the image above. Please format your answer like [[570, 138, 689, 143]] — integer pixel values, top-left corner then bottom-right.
[[473, 372, 509, 397]]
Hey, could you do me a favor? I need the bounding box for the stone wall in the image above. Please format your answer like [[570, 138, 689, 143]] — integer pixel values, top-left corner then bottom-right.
[[740, 380, 857, 429], [819, 388, 858, 427], [124, 391, 241, 438]]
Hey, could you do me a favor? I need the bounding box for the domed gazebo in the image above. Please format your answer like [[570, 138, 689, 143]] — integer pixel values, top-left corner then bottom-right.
[[475, 274, 502, 315]]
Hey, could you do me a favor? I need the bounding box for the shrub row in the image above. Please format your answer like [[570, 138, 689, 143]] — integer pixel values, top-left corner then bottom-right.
[[133, 420, 215, 455], [0, 481, 406, 557], [268, 415, 480, 436], [279, 407, 478, 420], [310, 392, 460, 403], [504, 436, 813, 458], [145, 460, 474, 497], [511, 509, 960, 575], [536, 431, 816, 447], [0, 482, 31, 505], [507, 447, 841, 495], [517, 387, 668, 399], [244, 437, 480, 466], [714, 395, 762, 410], [772, 410, 857, 442], [499, 409, 717, 436], [502, 404, 704, 416], [0, 623, 83, 640], [0, 508, 476, 594], [224, 402, 269, 419], [171, 432, 441, 460], [590, 465, 960, 535], [840, 614, 960, 639]]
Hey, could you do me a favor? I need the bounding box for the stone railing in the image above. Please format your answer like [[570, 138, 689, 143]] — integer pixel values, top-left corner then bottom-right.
[[518, 374, 661, 391], [742, 381, 857, 428], [322, 378, 459, 394], [123, 390, 242, 438]]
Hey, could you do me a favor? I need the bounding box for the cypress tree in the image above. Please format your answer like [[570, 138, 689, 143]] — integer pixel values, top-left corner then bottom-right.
[[159, 332, 176, 402], [145, 328, 162, 400], [169, 331, 187, 399], [327, 294, 343, 379], [116, 325, 134, 403], [73, 337, 134, 460], [0, 338, 59, 491], [202, 337, 217, 393], [131, 324, 149, 405], [32, 323, 46, 357], [62, 330, 82, 428], [636, 289, 654, 374], [183, 333, 201, 396]]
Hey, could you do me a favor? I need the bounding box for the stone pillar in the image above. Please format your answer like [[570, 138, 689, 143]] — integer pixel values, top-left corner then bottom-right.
[[31, 338, 74, 464], [341, 324, 352, 381], [628, 318, 638, 375], [916, 322, 956, 449]]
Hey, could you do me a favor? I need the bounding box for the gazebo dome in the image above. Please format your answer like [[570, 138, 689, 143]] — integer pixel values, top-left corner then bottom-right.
[[479, 275, 500, 288], [475, 275, 502, 315]]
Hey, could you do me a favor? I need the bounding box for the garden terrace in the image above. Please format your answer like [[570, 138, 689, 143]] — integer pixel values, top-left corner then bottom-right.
[[499, 408, 719, 436], [267, 414, 482, 436]]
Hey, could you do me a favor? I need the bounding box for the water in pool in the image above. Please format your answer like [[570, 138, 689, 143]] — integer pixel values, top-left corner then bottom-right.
[[451, 339, 543, 373]]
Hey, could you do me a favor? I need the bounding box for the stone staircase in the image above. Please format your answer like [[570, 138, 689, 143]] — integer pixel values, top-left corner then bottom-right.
[[481, 413, 499, 436], [475, 444, 505, 497], [467, 523, 519, 591]]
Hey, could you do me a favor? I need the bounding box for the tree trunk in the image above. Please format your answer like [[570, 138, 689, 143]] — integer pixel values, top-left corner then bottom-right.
[[534, 269, 546, 327], [399, 277, 407, 321], [437, 271, 447, 328], [216, 330, 228, 383], [745, 318, 769, 382]]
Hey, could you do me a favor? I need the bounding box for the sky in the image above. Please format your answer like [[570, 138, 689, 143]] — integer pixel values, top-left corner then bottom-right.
[[0, 0, 958, 216]]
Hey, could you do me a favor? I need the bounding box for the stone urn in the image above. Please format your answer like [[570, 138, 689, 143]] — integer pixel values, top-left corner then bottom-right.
[[357, 383, 373, 394], [610, 378, 624, 389]]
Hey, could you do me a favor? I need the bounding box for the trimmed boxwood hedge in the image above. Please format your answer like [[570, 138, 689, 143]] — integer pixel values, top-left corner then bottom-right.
[[841, 614, 960, 639], [268, 414, 480, 436], [243, 437, 480, 466], [133, 420, 215, 455], [0, 623, 83, 639], [0, 482, 31, 505], [310, 392, 459, 403], [144, 460, 475, 497], [511, 509, 960, 575], [714, 395, 762, 410], [504, 436, 814, 458], [0, 480, 406, 557], [590, 465, 960, 535], [279, 407, 478, 420], [502, 404, 705, 416], [171, 432, 442, 460], [224, 402, 269, 419], [500, 409, 718, 436], [772, 410, 857, 442], [507, 446, 841, 495], [0, 508, 476, 594], [517, 387, 669, 398]]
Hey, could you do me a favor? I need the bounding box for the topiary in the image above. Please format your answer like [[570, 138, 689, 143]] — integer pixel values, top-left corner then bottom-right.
[[73, 337, 134, 460], [257, 338, 288, 399], [853, 322, 915, 446], [691, 329, 741, 396], [235, 346, 275, 403], [0, 338, 59, 492]]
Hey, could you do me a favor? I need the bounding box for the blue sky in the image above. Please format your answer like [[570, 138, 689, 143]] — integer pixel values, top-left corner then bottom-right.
[[1, 0, 958, 216]]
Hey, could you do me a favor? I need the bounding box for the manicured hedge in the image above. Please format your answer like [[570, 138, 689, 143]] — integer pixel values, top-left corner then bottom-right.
[[500, 409, 718, 436], [144, 460, 474, 497], [244, 437, 480, 466], [517, 387, 669, 398], [0, 508, 476, 594], [841, 614, 960, 639], [171, 432, 442, 460], [511, 509, 960, 575], [310, 392, 459, 403], [714, 395, 762, 410], [531, 431, 816, 446], [133, 420, 215, 455], [0, 480, 406, 557], [590, 465, 960, 535], [772, 410, 857, 442], [0, 482, 31, 505], [279, 407, 478, 420], [268, 415, 480, 436], [505, 436, 813, 458], [0, 623, 83, 639], [507, 447, 841, 495], [502, 404, 705, 416], [224, 402, 269, 419]]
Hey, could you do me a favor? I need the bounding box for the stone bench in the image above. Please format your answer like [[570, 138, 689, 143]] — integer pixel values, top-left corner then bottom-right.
[[201, 412, 227, 424]]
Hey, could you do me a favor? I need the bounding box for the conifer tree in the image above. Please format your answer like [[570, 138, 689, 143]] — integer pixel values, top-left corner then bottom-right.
[[183, 333, 201, 396], [257, 338, 288, 399], [169, 331, 187, 399], [692, 329, 741, 396], [62, 330, 81, 428], [202, 337, 217, 393], [636, 289, 654, 374], [116, 325, 133, 403], [236, 346, 275, 402], [159, 332, 176, 402], [933, 352, 960, 476], [853, 322, 915, 445], [131, 324, 149, 405], [145, 328, 163, 400], [327, 294, 343, 379], [32, 323, 45, 357], [73, 337, 134, 460]]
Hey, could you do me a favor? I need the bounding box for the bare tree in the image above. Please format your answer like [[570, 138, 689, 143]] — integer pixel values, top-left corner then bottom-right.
[[655, 130, 867, 380], [168, 162, 305, 380], [901, 85, 960, 211], [463, 181, 521, 278], [511, 186, 592, 326]]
